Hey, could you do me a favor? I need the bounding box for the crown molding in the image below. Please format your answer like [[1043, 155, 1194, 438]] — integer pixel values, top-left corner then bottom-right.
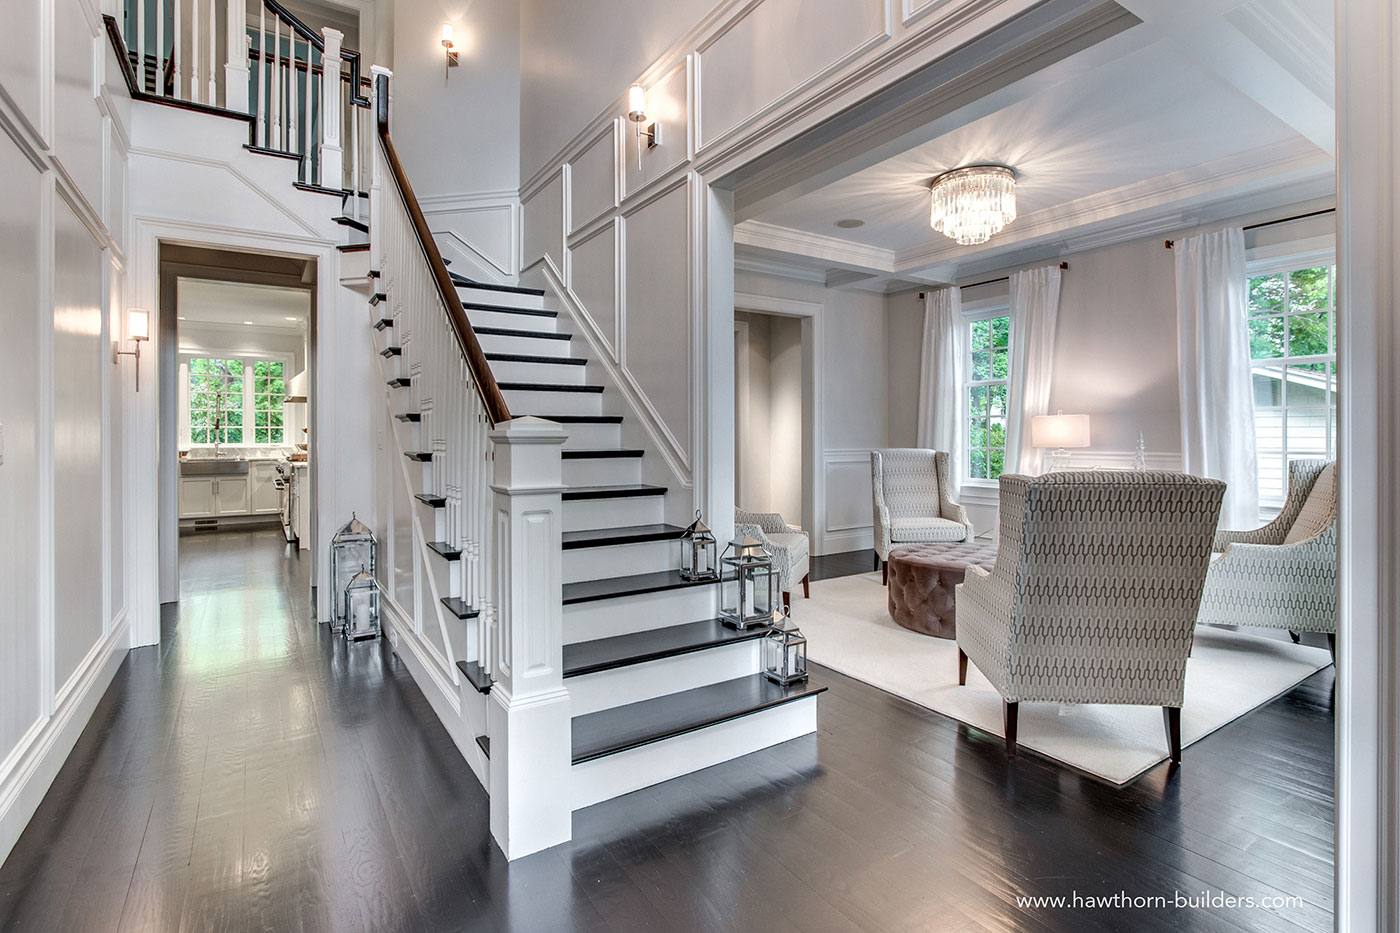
[[733, 252, 829, 285], [735, 219, 897, 271]]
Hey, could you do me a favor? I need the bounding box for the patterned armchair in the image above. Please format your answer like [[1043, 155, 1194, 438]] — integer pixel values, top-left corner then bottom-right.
[[734, 508, 810, 610], [871, 449, 973, 583], [1197, 459, 1336, 653], [956, 471, 1225, 762]]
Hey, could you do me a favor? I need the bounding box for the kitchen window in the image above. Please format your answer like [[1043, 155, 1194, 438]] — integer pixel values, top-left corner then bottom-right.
[[183, 354, 291, 447]]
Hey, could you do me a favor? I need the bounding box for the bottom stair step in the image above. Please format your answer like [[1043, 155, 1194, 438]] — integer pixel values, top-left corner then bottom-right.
[[456, 659, 493, 694], [563, 618, 768, 678], [571, 674, 825, 765]]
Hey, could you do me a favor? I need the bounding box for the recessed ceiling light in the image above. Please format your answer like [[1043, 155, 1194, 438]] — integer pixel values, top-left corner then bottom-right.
[[178, 315, 186, 320], [835, 218, 864, 229], [243, 320, 254, 325], [285, 316, 298, 321]]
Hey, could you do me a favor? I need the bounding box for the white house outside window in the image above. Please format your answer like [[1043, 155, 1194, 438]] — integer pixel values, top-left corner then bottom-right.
[[964, 310, 1012, 482], [1246, 259, 1337, 503]]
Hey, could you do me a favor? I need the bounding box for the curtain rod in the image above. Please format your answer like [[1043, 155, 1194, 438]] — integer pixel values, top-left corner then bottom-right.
[[918, 261, 1069, 297], [1164, 208, 1336, 249]]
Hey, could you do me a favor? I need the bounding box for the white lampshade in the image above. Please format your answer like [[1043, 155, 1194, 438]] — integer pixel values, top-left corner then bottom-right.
[[626, 84, 647, 122], [1031, 411, 1090, 449], [128, 308, 150, 341], [440, 23, 453, 45]]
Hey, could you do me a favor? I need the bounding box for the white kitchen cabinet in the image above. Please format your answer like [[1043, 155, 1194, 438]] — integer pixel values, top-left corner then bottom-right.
[[250, 462, 282, 513], [214, 476, 250, 515], [179, 478, 218, 518]]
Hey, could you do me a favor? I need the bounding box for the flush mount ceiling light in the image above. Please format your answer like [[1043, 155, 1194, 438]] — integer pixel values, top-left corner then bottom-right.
[[835, 218, 865, 229], [928, 164, 1017, 246]]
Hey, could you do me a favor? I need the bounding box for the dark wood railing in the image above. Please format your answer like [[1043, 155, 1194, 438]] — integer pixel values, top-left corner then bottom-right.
[[372, 73, 511, 425]]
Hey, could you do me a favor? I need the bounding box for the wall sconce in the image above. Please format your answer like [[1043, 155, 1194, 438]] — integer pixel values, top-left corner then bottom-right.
[[113, 308, 150, 392], [626, 83, 660, 170], [441, 24, 458, 80]]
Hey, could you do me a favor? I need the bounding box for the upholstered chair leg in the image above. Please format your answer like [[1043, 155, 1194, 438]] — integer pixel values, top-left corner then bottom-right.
[[874, 552, 881, 572], [801, 573, 810, 599], [1163, 707, 1182, 763], [1327, 633, 1336, 663], [1004, 702, 1019, 757], [782, 591, 791, 611], [1289, 630, 1301, 644], [957, 648, 968, 686], [881, 562, 888, 586]]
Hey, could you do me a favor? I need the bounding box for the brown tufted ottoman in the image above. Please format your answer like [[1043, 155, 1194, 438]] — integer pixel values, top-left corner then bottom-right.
[[886, 540, 998, 638]]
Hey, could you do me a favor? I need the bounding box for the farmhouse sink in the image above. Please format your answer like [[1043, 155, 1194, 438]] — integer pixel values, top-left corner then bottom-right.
[[181, 459, 249, 476]]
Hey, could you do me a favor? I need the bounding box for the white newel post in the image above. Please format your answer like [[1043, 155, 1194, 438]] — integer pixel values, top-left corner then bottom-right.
[[487, 417, 572, 859], [320, 28, 344, 190], [224, 0, 249, 110]]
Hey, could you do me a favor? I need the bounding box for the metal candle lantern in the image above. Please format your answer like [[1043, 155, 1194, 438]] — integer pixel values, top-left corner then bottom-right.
[[342, 566, 381, 640], [679, 510, 718, 581], [718, 533, 776, 630], [330, 514, 376, 633], [763, 608, 808, 686]]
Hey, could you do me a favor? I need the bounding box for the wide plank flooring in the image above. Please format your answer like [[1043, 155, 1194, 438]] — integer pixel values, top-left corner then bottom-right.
[[0, 531, 1334, 932]]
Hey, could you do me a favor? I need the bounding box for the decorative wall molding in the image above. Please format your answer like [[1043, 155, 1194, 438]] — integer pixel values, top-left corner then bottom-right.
[[418, 188, 520, 281], [820, 448, 872, 554]]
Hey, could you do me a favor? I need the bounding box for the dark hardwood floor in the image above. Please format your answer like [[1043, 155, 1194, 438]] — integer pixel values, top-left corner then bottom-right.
[[0, 532, 1334, 932]]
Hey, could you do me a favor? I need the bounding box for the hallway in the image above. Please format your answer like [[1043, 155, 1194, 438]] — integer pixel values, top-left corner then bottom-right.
[[0, 531, 1334, 932]]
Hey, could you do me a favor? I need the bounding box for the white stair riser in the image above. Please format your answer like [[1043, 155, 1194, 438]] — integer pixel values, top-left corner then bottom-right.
[[565, 585, 719, 642], [501, 388, 602, 417], [457, 287, 546, 310], [559, 422, 621, 449], [563, 494, 663, 532], [571, 698, 818, 810], [476, 332, 574, 357], [563, 538, 678, 584], [465, 309, 559, 332], [562, 456, 642, 486], [488, 359, 588, 385], [566, 641, 761, 716]]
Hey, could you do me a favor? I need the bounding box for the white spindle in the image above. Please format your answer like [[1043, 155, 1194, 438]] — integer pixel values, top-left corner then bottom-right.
[[136, 0, 146, 92], [272, 17, 282, 148], [256, 3, 266, 145], [155, 0, 164, 95], [225, 0, 249, 111], [301, 41, 312, 173], [288, 35, 300, 159], [206, 0, 216, 105], [173, 0, 182, 97]]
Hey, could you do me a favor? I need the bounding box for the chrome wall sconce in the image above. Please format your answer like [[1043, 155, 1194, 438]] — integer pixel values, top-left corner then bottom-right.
[[441, 24, 459, 80], [626, 83, 660, 170], [112, 308, 150, 392]]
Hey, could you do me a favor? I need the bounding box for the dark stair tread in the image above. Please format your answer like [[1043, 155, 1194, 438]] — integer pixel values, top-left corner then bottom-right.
[[333, 215, 370, 233], [415, 493, 447, 508], [369, 292, 387, 305], [404, 451, 433, 461], [441, 596, 479, 619], [244, 144, 302, 161], [562, 523, 685, 550], [339, 243, 370, 253], [571, 675, 826, 764], [475, 734, 490, 758], [293, 181, 355, 198], [563, 484, 666, 501], [368, 269, 381, 278], [427, 541, 462, 560], [474, 326, 571, 341], [462, 301, 556, 318], [450, 274, 545, 296], [395, 412, 422, 422], [387, 377, 411, 388], [535, 414, 623, 424], [373, 318, 394, 330], [561, 449, 644, 460], [498, 382, 603, 394], [564, 619, 769, 678], [485, 352, 587, 366], [563, 570, 709, 605], [456, 660, 493, 694], [380, 346, 402, 357]]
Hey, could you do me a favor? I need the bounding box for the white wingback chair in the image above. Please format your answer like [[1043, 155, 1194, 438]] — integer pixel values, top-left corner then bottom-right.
[[871, 449, 972, 582], [956, 471, 1225, 762], [734, 508, 810, 610], [1197, 459, 1336, 656]]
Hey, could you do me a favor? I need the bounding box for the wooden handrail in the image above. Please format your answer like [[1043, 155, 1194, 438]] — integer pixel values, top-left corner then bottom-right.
[[373, 73, 511, 425]]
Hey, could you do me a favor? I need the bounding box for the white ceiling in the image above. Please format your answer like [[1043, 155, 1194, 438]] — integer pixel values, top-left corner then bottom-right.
[[736, 0, 1335, 292], [177, 279, 310, 332]]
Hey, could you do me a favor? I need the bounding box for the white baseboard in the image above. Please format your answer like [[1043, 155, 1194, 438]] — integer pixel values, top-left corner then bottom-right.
[[0, 614, 131, 865], [820, 527, 874, 555]]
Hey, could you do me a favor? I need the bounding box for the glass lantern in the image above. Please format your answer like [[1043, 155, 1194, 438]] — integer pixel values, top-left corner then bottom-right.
[[679, 510, 719, 581], [764, 609, 808, 686], [331, 514, 376, 633], [342, 566, 381, 640], [718, 534, 776, 630]]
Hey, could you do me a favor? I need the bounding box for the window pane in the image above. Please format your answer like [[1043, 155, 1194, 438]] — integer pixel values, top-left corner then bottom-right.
[[1286, 363, 1328, 406], [991, 348, 1009, 380], [1255, 409, 1285, 499], [225, 360, 243, 377], [254, 360, 269, 377], [969, 386, 987, 415], [988, 384, 1007, 417], [988, 418, 1006, 449], [269, 428, 283, 444], [970, 320, 990, 351], [269, 361, 284, 377], [225, 411, 242, 427], [269, 378, 284, 397], [254, 394, 269, 411], [269, 412, 283, 428], [1252, 363, 1283, 407], [1288, 267, 1330, 310], [1286, 409, 1328, 456], [1249, 317, 1285, 359], [190, 410, 209, 427], [255, 411, 268, 427], [254, 428, 269, 444], [969, 450, 987, 479], [969, 419, 987, 448], [225, 428, 242, 444], [971, 350, 991, 380], [1288, 312, 1330, 356], [191, 427, 208, 444], [988, 449, 1005, 479], [990, 316, 1010, 348], [1248, 274, 1285, 314], [254, 377, 269, 394]]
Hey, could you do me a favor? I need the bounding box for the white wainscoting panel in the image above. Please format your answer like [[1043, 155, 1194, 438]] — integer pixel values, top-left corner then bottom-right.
[[566, 221, 618, 359], [695, 0, 890, 152], [567, 124, 618, 235], [822, 448, 874, 554], [521, 169, 564, 272], [420, 190, 518, 283]]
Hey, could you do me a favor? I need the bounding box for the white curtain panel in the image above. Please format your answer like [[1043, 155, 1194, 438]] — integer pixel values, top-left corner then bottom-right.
[[1174, 228, 1259, 529], [916, 286, 966, 491], [1006, 265, 1064, 475]]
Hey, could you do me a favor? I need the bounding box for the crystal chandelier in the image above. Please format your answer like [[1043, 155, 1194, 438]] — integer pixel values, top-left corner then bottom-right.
[[928, 165, 1017, 246]]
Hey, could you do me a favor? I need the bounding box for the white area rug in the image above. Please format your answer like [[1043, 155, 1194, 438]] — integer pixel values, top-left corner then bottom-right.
[[791, 572, 1333, 783]]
